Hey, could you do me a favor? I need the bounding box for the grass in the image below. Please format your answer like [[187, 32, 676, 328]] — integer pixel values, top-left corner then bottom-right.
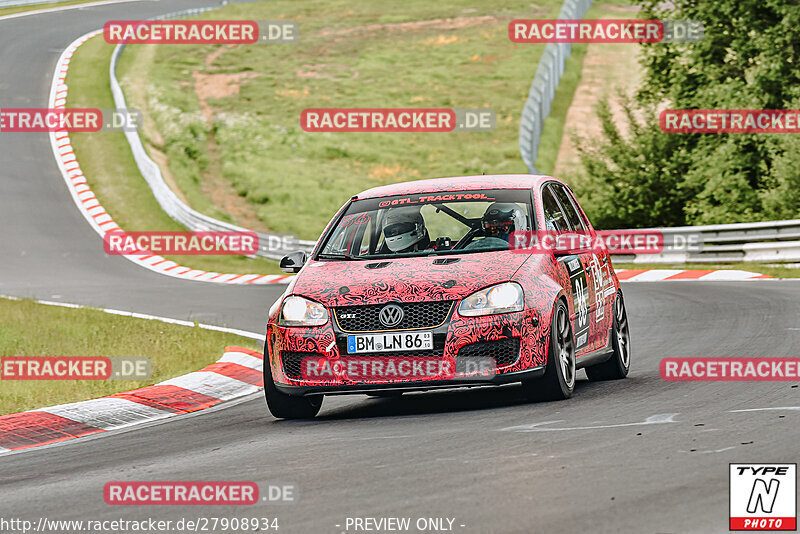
[[614, 262, 800, 279], [531, 1, 632, 175], [66, 35, 283, 275], [119, 0, 582, 241], [533, 41, 589, 175], [0, 297, 261, 416], [0, 0, 100, 17]]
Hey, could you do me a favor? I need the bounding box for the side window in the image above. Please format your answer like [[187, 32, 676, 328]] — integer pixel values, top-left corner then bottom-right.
[[358, 216, 375, 255], [541, 186, 569, 231], [550, 184, 586, 231]]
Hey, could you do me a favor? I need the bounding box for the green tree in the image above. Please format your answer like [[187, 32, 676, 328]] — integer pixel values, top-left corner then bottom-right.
[[574, 0, 800, 228]]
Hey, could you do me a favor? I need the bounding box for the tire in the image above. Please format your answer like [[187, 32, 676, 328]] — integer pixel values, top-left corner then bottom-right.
[[585, 291, 631, 381], [263, 364, 322, 419], [522, 299, 575, 401]]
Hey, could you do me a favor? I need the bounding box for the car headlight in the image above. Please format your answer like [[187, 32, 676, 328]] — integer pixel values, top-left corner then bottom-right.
[[279, 296, 328, 327], [458, 282, 524, 317]]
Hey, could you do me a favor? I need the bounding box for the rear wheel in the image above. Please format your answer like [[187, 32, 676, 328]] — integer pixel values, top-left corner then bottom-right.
[[522, 300, 575, 401], [264, 365, 322, 419], [586, 291, 630, 381]]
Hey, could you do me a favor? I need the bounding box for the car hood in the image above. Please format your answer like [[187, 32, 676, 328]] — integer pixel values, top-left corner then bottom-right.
[[289, 251, 531, 307]]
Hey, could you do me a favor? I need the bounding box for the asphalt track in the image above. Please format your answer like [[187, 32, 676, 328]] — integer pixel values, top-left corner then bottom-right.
[[1, 2, 799, 534]]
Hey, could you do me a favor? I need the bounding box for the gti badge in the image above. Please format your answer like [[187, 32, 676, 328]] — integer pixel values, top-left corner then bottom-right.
[[379, 304, 404, 328]]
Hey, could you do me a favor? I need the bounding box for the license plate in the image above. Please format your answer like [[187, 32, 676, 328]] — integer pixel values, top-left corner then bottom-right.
[[347, 332, 433, 354]]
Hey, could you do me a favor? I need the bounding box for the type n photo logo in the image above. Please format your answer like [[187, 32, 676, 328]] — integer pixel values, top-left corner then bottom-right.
[[730, 464, 796, 531]]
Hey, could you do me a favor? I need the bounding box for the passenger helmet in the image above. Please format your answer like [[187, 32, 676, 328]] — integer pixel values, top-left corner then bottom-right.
[[481, 202, 526, 237]]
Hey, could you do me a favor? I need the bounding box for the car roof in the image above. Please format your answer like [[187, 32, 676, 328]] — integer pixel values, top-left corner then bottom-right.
[[353, 174, 558, 200]]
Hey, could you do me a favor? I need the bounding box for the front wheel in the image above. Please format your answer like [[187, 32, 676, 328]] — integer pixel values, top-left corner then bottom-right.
[[264, 365, 322, 419], [586, 291, 630, 381], [522, 299, 575, 401]]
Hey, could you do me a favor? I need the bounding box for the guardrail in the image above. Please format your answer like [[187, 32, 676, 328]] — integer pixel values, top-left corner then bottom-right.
[[108, 7, 317, 261], [610, 219, 800, 264], [518, 0, 593, 173]]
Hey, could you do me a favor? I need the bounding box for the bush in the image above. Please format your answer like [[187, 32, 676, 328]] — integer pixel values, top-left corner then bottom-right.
[[574, 0, 800, 228]]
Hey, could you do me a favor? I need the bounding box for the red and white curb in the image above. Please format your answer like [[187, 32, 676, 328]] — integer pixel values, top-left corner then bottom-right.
[[617, 269, 770, 282], [0, 346, 263, 454], [48, 30, 291, 285]]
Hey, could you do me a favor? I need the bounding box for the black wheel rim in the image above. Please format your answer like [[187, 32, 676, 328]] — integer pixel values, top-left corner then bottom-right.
[[615, 294, 630, 369], [557, 306, 575, 388]]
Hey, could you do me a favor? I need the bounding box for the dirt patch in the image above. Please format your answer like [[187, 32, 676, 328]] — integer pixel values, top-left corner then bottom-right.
[[317, 16, 501, 42], [423, 34, 459, 47], [205, 44, 236, 66], [296, 64, 333, 79], [368, 164, 420, 181], [192, 71, 260, 122], [552, 8, 644, 178], [199, 136, 271, 233], [149, 146, 190, 205]]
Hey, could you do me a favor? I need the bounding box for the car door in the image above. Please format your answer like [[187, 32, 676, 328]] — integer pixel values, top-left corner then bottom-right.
[[549, 183, 614, 351], [540, 184, 593, 355]]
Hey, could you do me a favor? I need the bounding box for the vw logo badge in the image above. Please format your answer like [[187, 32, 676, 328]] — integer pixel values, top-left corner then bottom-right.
[[379, 304, 404, 328]]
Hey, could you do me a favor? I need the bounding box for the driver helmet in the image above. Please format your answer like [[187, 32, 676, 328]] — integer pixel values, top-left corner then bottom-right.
[[382, 207, 427, 252], [481, 202, 526, 238]]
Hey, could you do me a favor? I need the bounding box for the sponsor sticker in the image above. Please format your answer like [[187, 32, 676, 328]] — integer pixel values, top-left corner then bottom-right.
[[376, 192, 496, 208], [730, 464, 796, 531]]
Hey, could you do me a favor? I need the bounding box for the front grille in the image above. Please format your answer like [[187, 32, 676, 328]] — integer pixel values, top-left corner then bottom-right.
[[456, 338, 521, 367], [281, 349, 447, 381], [333, 301, 454, 332], [280, 351, 322, 380]]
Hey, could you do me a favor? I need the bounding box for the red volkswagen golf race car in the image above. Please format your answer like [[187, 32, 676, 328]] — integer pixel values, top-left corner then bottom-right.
[[264, 175, 631, 418]]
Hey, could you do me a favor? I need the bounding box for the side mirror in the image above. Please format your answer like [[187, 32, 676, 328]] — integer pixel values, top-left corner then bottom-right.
[[280, 251, 307, 273]]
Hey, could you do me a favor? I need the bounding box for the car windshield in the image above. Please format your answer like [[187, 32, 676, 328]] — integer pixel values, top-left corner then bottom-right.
[[318, 189, 534, 260]]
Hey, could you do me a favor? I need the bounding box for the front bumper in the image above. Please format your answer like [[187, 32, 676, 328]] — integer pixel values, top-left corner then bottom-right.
[[266, 301, 550, 393], [274, 366, 546, 396]]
